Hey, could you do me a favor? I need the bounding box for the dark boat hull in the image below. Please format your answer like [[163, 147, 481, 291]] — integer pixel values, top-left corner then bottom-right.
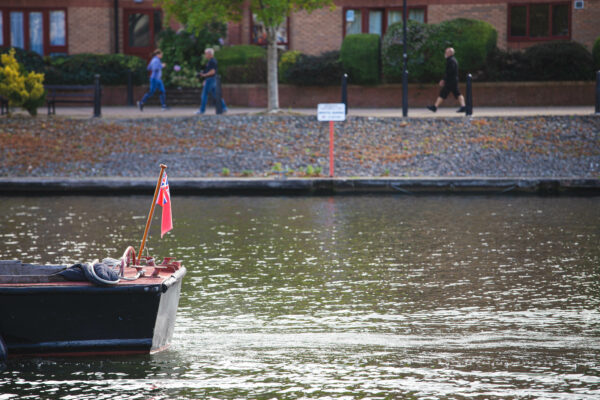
[[0, 267, 186, 357]]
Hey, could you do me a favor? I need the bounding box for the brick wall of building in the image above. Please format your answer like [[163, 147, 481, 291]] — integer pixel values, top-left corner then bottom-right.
[[291, 8, 343, 55], [68, 7, 113, 54], [572, 0, 600, 50]]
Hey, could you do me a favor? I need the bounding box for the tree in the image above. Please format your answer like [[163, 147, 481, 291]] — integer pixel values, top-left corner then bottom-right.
[[156, 0, 334, 111]]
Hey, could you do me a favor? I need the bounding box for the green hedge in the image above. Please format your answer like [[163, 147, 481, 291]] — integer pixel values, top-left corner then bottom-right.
[[382, 18, 497, 83], [283, 51, 343, 86], [341, 34, 380, 85], [593, 36, 600, 71], [216, 45, 267, 82], [524, 41, 593, 81], [44, 53, 146, 85]]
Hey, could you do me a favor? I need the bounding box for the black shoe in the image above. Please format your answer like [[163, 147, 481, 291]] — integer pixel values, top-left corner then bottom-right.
[[137, 101, 144, 112], [426, 105, 437, 112], [457, 106, 467, 113]]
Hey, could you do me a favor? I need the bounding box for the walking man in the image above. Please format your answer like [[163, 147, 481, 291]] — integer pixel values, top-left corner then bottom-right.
[[138, 49, 168, 111], [427, 47, 466, 113], [196, 48, 227, 115]]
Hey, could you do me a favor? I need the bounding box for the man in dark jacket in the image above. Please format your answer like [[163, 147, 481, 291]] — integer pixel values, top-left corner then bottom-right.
[[427, 47, 466, 113]]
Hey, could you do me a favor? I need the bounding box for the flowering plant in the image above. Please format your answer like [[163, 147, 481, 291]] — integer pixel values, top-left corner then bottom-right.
[[0, 48, 45, 116]]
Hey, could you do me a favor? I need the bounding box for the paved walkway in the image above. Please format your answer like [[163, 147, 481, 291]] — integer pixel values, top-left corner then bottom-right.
[[10, 105, 598, 119]]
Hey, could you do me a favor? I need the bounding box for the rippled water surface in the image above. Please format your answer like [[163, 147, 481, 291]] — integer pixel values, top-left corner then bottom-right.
[[0, 195, 599, 399]]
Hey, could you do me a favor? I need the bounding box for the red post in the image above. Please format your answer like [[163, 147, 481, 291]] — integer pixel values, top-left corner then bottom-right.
[[329, 120, 334, 177]]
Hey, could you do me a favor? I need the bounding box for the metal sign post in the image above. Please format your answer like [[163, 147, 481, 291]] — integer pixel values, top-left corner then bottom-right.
[[317, 103, 346, 177]]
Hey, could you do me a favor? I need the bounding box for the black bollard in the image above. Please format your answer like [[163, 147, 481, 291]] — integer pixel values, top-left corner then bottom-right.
[[341, 73, 348, 115], [93, 74, 102, 118], [596, 70, 600, 115], [466, 73, 473, 116], [127, 69, 133, 106]]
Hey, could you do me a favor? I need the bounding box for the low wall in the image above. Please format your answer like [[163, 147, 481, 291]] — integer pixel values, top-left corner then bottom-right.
[[101, 81, 596, 108]]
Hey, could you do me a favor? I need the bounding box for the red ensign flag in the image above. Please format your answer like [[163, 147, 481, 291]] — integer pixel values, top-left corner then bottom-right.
[[156, 173, 172, 237]]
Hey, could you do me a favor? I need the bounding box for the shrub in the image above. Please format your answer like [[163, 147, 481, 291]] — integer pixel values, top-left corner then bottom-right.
[[340, 34, 381, 85], [284, 51, 343, 86], [169, 63, 203, 88], [481, 47, 531, 81], [0, 46, 45, 72], [382, 18, 497, 83], [524, 41, 593, 81], [279, 50, 301, 83], [592, 36, 600, 72], [216, 45, 267, 82], [158, 26, 225, 86], [0, 49, 45, 116], [382, 20, 431, 83], [45, 53, 146, 85], [224, 57, 267, 83]]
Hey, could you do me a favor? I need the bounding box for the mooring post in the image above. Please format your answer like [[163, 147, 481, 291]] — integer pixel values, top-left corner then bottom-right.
[[596, 70, 600, 115], [341, 73, 348, 115], [93, 74, 102, 118], [215, 74, 223, 115], [127, 69, 133, 106], [466, 73, 473, 116]]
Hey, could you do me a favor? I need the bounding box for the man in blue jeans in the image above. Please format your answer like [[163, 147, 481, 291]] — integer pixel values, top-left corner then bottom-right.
[[138, 49, 168, 111], [196, 48, 227, 115]]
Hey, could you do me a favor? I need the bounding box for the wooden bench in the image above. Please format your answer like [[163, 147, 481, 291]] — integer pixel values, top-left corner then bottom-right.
[[45, 80, 102, 117], [0, 95, 8, 116]]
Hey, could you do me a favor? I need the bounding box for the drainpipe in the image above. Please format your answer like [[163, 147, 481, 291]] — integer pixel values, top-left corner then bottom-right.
[[114, 0, 119, 53]]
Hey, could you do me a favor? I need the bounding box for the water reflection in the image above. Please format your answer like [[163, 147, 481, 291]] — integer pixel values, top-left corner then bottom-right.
[[1, 195, 599, 399]]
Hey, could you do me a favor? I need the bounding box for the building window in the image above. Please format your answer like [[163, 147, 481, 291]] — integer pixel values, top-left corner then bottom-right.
[[10, 11, 24, 48], [251, 13, 288, 47], [345, 9, 361, 35], [344, 7, 427, 37], [0, 11, 3, 46], [50, 11, 66, 46], [123, 9, 163, 59], [0, 8, 67, 55], [29, 12, 43, 55], [128, 13, 151, 47], [509, 3, 570, 41]]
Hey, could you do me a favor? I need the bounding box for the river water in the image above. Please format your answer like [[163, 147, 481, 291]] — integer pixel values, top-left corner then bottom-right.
[[0, 195, 598, 399]]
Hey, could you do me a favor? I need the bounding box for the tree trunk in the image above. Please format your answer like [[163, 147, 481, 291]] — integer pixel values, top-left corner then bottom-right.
[[266, 27, 279, 111]]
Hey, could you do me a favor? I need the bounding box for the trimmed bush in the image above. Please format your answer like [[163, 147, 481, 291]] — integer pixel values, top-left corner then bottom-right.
[[524, 41, 593, 81], [224, 57, 267, 84], [341, 34, 380, 85], [593, 36, 600, 71], [284, 51, 343, 86], [0, 46, 45, 73], [382, 18, 497, 83], [382, 20, 430, 83], [44, 53, 146, 85], [216, 45, 267, 82], [481, 47, 531, 82]]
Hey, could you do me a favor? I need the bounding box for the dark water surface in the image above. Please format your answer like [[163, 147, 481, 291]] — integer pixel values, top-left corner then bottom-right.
[[0, 195, 598, 399]]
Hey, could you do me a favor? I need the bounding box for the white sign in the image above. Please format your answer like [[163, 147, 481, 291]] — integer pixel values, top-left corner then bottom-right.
[[317, 103, 346, 121]]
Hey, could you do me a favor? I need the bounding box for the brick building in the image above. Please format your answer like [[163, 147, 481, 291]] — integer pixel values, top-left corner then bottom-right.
[[228, 0, 600, 54], [1, 0, 598, 58], [0, 0, 166, 58]]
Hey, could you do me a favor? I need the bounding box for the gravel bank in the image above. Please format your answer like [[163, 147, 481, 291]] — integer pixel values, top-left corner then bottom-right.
[[1, 114, 598, 178]]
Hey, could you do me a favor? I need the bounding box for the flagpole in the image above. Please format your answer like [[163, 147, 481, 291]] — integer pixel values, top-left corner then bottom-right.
[[139, 164, 167, 259]]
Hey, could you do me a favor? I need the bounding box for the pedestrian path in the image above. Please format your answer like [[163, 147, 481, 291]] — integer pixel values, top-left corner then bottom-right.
[[3, 105, 597, 119]]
